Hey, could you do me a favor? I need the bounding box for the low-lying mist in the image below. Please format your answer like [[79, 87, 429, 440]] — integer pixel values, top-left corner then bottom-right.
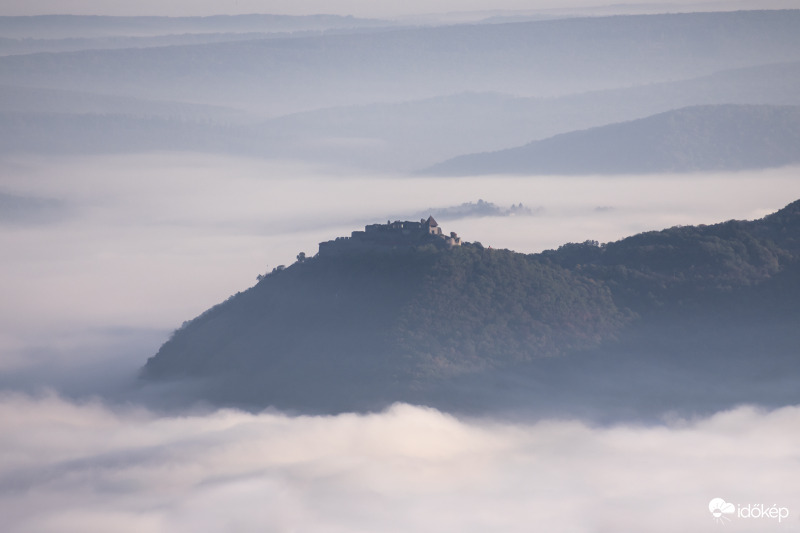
[[0, 395, 797, 533]]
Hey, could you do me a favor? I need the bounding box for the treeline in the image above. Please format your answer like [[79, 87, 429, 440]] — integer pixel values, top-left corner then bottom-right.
[[541, 199, 800, 317]]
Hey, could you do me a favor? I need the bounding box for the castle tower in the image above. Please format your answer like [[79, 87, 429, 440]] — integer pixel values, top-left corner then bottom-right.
[[425, 215, 442, 235]]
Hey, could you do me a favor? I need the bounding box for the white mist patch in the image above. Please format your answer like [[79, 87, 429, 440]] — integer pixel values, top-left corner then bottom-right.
[[424, 169, 800, 253], [0, 395, 798, 533]]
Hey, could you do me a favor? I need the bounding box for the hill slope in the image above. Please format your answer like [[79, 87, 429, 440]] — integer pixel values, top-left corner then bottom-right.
[[142, 200, 800, 416], [424, 104, 800, 175], [142, 244, 627, 411]]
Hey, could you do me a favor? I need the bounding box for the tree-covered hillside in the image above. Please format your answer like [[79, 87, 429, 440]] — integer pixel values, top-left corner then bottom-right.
[[142, 200, 800, 414], [541, 202, 799, 316], [143, 243, 627, 410]]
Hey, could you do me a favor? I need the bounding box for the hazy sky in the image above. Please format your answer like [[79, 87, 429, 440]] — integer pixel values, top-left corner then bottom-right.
[[1, 0, 796, 17]]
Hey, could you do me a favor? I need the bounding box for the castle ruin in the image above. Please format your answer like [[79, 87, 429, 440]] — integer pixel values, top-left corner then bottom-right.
[[318, 215, 461, 256]]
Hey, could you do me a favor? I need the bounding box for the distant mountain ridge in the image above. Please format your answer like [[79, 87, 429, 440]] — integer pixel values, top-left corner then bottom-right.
[[141, 200, 800, 416], [3, 11, 800, 172], [0, 14, 391, 40], [5, 64, 799, 170], [424, 104, 800, 175], [3, 10, 798, 115]]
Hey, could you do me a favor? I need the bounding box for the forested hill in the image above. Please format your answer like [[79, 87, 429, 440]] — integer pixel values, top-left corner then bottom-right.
[[141, 243, 628, 409], [542, 198, 800, 318], [141, 200, 800, 415], [424, 105, 800, 175]]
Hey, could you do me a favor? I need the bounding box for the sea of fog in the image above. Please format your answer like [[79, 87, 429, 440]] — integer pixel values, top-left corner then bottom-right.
[[1, 152, 800, 532], [0, 397, 798, 532]]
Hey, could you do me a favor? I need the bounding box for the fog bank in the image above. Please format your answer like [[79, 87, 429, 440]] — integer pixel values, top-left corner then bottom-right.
[[0, 396, 797, 533]]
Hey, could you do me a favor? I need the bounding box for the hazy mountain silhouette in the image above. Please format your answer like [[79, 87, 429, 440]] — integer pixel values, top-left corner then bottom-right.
[[6, 69, 800, 170], [247, 61, 800, 171], [0, 14, 390, 40], [3, 11, 798, 115], [141, 200, 800, 419], [3, 12, 800, 172], [424, 104, 800, 175]]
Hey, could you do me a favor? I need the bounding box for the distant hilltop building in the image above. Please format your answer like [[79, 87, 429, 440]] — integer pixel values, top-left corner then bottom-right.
[[318, 216, 461, 256]]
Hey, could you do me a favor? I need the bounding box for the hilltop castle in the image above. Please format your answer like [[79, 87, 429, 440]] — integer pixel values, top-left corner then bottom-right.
[[318, 216, 461, 256]]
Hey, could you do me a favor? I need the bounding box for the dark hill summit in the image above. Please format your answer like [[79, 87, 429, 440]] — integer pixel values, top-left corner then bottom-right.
[[142, 202, 800, 418], [143, 218, 625, 412]]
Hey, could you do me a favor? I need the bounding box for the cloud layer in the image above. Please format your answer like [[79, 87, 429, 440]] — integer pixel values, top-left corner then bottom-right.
[[1, 395, 798, 533]]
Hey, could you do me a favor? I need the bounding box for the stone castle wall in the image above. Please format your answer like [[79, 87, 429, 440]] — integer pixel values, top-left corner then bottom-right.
[[318, 218, 460, 256]]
